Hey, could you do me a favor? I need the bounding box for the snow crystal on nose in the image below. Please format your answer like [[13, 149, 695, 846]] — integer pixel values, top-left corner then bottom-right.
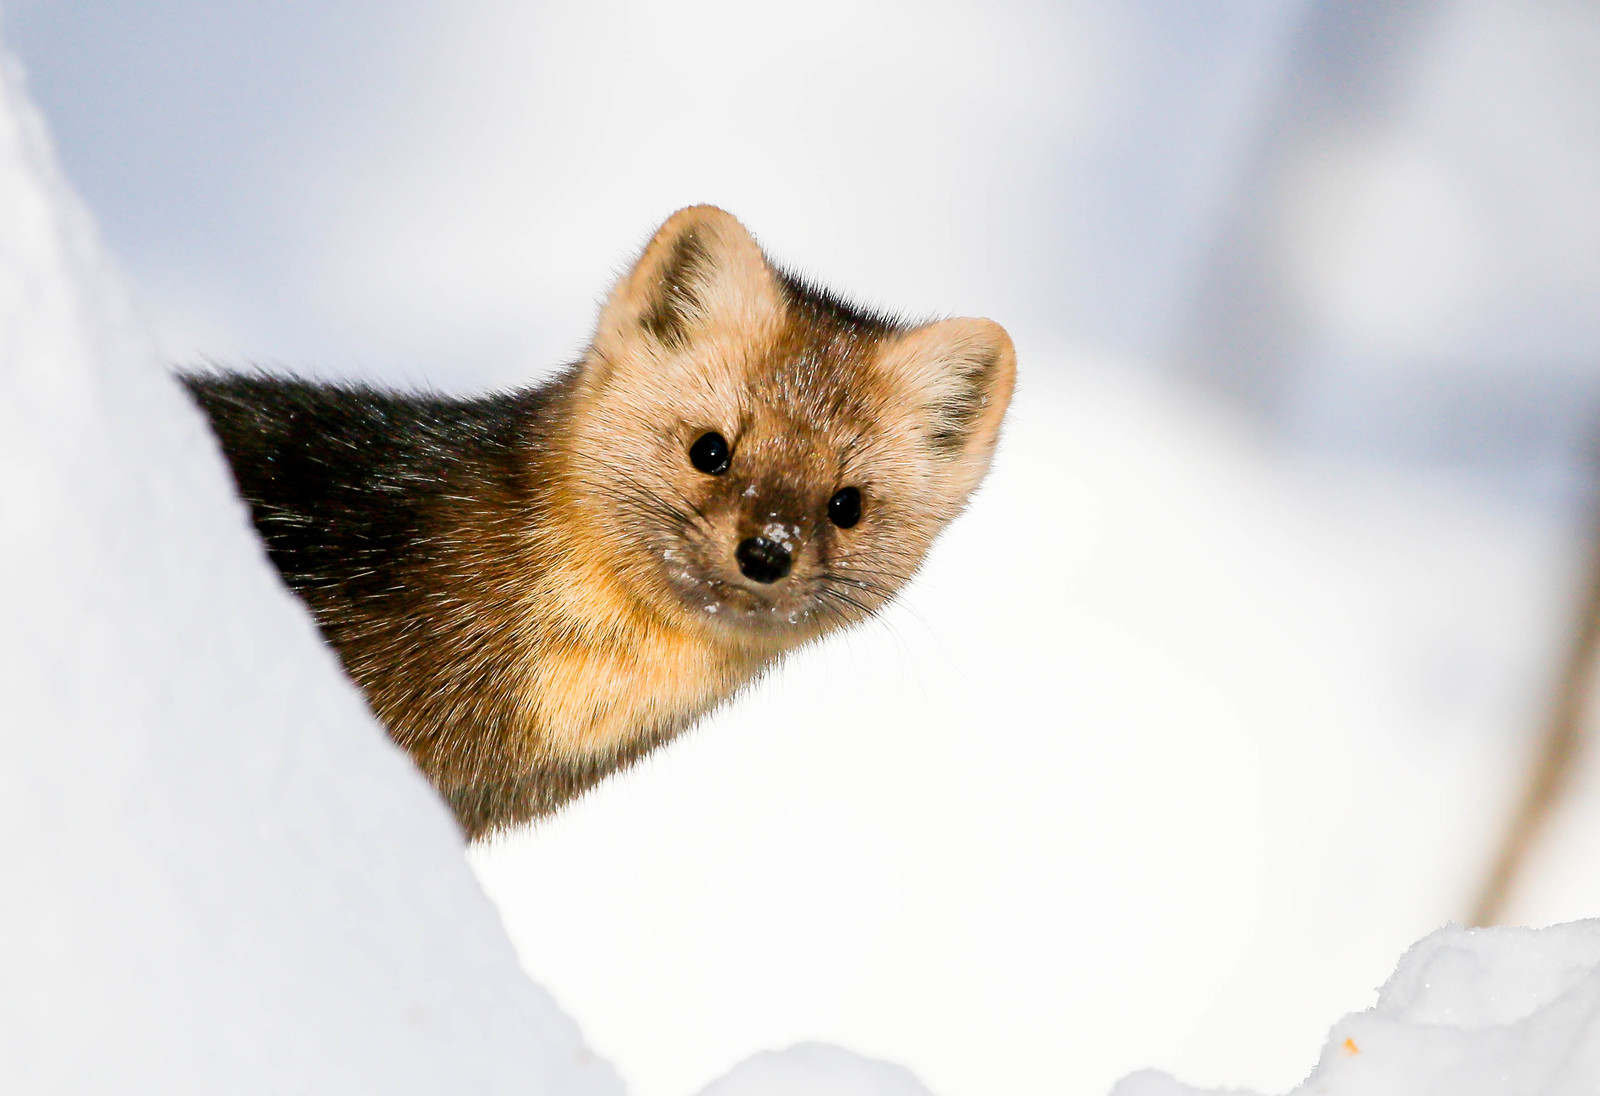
[[761, 522, 799, 552]]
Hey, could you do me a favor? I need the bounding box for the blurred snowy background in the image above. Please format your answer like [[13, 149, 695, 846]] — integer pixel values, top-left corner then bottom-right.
[[6, 1, 1599, 1093]]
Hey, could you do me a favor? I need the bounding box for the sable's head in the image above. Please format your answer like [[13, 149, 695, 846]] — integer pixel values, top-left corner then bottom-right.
[[565, 206, 1014, 652]]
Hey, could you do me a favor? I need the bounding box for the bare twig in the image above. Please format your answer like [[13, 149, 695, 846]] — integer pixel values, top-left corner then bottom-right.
[[1471, 511, 1600, 926]]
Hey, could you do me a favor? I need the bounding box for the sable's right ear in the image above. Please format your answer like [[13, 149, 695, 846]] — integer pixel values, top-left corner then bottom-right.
[[876, 317, 1016, 493], [589, 206, 782, 373]]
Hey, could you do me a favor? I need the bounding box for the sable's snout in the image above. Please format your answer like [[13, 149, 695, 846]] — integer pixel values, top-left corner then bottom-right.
[[736, 536, 791, 584]]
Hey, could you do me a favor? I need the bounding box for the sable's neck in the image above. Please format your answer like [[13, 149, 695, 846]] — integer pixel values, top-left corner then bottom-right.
[[499, 452, 775, 765]]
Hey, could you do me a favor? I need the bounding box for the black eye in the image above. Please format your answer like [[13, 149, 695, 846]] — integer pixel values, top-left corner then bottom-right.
[[828, 487, 861, 528], [689, 431, 731, 475]]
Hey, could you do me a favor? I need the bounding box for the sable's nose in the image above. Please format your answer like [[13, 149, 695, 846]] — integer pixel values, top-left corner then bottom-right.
[[736, 536, 791, 584]]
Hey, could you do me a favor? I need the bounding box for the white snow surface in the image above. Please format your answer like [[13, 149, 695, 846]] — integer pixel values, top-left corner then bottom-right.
[[697, 1043, 936, 1096], [1115, 920, 1600, 1096], [0, 44, 619, 1096]]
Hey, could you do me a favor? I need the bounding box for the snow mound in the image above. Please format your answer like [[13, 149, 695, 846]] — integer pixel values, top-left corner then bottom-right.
[[1115, 920, 1600, 1095], [697, 1043, 936, 1096], [0, 38, 618, 1096]]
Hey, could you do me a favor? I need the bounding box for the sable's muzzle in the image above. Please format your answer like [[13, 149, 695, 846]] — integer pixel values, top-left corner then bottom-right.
[[735, 536, 791, 583]]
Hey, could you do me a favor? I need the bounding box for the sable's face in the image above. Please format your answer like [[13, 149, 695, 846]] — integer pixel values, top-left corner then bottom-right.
[[594, 323, 941, 644], [566, 206, 1014, 652]]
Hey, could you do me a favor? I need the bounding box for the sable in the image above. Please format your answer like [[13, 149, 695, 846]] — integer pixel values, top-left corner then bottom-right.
[[184, 206, 1015, 840]]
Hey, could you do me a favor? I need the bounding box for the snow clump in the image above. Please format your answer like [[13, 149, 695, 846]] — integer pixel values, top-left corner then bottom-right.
[[1115, 920, 1600, 1095]]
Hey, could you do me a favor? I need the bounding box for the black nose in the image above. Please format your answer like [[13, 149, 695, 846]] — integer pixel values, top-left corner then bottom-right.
[[736, 536, 792, 584]]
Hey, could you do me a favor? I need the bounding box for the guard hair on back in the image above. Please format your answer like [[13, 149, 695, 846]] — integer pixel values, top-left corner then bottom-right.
[[183, 205, 1015, 840]]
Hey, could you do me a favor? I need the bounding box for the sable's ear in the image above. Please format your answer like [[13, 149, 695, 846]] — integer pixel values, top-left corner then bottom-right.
[[591, 206, 782, 367], [876, 317, 1016, 477]]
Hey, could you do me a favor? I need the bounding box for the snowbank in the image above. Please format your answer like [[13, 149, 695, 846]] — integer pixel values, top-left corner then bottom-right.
[[0, 42, 618, 1096], [1115, 920, 1600, 1095]]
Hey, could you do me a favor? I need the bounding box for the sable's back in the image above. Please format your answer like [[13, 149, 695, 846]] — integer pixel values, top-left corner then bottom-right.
[[180, 373, 544, 600]]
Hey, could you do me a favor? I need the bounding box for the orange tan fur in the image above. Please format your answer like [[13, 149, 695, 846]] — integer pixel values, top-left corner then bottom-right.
[[184, 206, 1015, 839]]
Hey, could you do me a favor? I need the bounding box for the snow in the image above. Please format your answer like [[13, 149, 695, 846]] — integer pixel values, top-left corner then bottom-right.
[[0, 40, 618, 1096], [1115, 921, 1600, 1095]]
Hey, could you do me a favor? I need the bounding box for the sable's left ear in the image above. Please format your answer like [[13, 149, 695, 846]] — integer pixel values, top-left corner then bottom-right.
[[876, 317, 1016, 483], [589, 206, 783, 375]]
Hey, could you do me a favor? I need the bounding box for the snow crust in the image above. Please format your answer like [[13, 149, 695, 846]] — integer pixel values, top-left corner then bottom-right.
[[0, 43, 619, 1096], [697, 1043, 936, 1096], [1115, 920, 1600, 1096]]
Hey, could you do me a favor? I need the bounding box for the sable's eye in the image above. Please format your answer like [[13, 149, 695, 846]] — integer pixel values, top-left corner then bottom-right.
[[689, 432, 731, 475], [828, 487, 861, 528]]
